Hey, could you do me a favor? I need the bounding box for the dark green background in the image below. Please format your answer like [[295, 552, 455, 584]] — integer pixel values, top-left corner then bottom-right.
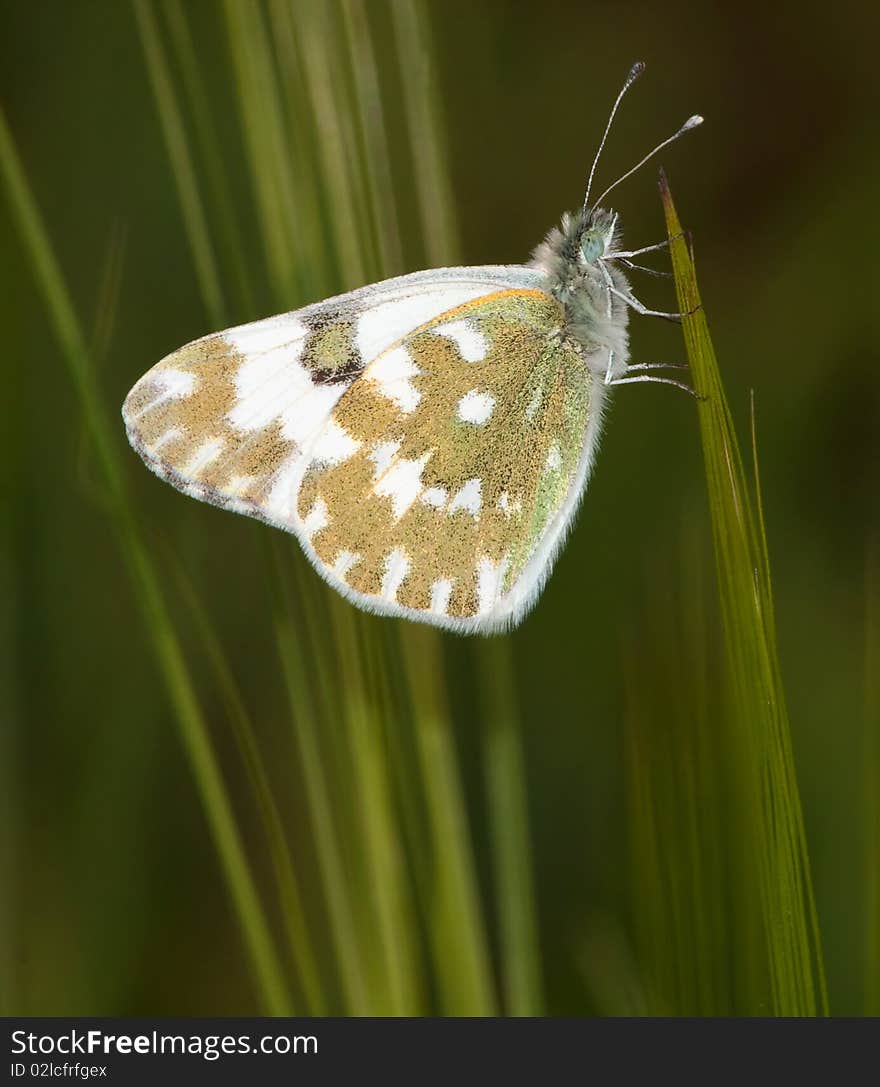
[[1, 0, 877, 1014]]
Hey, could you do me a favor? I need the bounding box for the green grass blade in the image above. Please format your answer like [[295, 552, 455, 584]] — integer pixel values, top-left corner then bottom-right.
[[401, 628, 497, 1015], [340, 0, 405, 276], [623, 540, 738, 1016], [661, 174, 828, 1016], [170, 559, 326, 1013], [865, 541, 879, 1015], [329, 610, 424, 1015], [390, 0, 461, 266], [133, 0, 227, 327], [279, 0, 370, 287], [266, 544, 374, 1015], [159, 0, 257, 317], [0, 105, 291, 1016], [222, 0, 304, 305], [478, 640, 544, 1015]]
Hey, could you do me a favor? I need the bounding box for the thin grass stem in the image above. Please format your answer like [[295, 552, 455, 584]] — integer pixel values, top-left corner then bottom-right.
[[0, 105, 291, 1016], [133, 0, 227, 327], [477, 639, 544, 1015]]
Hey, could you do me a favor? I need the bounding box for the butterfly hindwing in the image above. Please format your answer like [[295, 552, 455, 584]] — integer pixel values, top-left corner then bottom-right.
[[296, 288, 600, 632]]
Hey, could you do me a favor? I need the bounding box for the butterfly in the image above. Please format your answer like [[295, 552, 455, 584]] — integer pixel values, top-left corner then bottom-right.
[[123, 62, 701, 635]]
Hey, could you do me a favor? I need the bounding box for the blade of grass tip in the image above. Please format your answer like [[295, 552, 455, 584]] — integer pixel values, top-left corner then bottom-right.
[[660, 172, 827, 1016], [0, 106, 291, 1016], [170, 556, 326, 1013], [400, 626, 497, 1015], [476, 639, 544, 1016], [865, 538, 880, 1015], [390, 0, 461, 266], [133, 0, 227, 327], [340, 0, 406, 276], [160, 0, 257, 317], [266, 544, 371, 1015]]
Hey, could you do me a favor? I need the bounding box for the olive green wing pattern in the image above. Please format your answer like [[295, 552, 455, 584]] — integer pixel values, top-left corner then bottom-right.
[[297, 288, 602, 632]]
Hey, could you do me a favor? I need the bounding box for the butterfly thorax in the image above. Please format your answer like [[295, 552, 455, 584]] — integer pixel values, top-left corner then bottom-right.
[[529, 206, 630, 379]]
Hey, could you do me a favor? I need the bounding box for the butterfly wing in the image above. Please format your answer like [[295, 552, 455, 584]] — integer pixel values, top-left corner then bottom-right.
[[123, 266, 536, 528], [298, 286, 606, 633], [123, 265, 606, 633]]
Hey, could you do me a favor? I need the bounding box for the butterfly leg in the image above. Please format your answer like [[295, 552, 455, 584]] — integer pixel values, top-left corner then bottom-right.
[[606, 284, 699, 323], [625, 361, 689, 372], [609, 373, 703, 399], [617, 258, 672, 278], [602, 231, 685, 260]]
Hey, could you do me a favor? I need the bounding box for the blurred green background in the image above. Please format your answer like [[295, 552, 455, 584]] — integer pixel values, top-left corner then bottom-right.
[[1, 0, 877, 1016]]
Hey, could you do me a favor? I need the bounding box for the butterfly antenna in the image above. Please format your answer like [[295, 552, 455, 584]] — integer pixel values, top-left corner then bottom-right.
[[582, 61, 645, 213], [590, 114, 703, 213]]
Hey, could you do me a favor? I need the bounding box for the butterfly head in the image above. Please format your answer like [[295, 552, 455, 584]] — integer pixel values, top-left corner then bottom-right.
[[578, 228, 605, 264], [577, 208, 617, 265], [529, 207, 619, 302]]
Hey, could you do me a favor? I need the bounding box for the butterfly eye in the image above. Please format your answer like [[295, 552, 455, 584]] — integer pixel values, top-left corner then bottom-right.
[[580, 231, 604, 263]]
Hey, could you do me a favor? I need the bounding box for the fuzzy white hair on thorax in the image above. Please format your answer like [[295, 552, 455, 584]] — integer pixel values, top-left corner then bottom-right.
[[529, 206, 630, 380]]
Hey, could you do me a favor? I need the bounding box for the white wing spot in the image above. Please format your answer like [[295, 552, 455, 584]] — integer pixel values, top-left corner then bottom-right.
[[226, 473, 257, 497], [333, 550, 361, 580], [449, 477, 481, 517], [302, 496, 329, 539], [477, 555, 511, 616], [457, 389, 495, 426], [497, 491, 522, 518], [367, 345, 421, 414], [356, 289, 494, 361], [228, 330, 346, 442], [433, 319, 489, 362], [156, 368, 197, 398], [312, 420, 361, 466], [380, 548, 410, 602], [421, 486, 448, 510], [266, 453, 302, 522], [370, 439, 403, 479], [374, 452, 432, 519], [225, 315, 308, 356], [279, 385, 347, 447], [183, 436, 224, 477], [525, 387, 542, 421], [130, 369, 197, 420], [430, 578, 454, 616], [545, 444, 562, 472]]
